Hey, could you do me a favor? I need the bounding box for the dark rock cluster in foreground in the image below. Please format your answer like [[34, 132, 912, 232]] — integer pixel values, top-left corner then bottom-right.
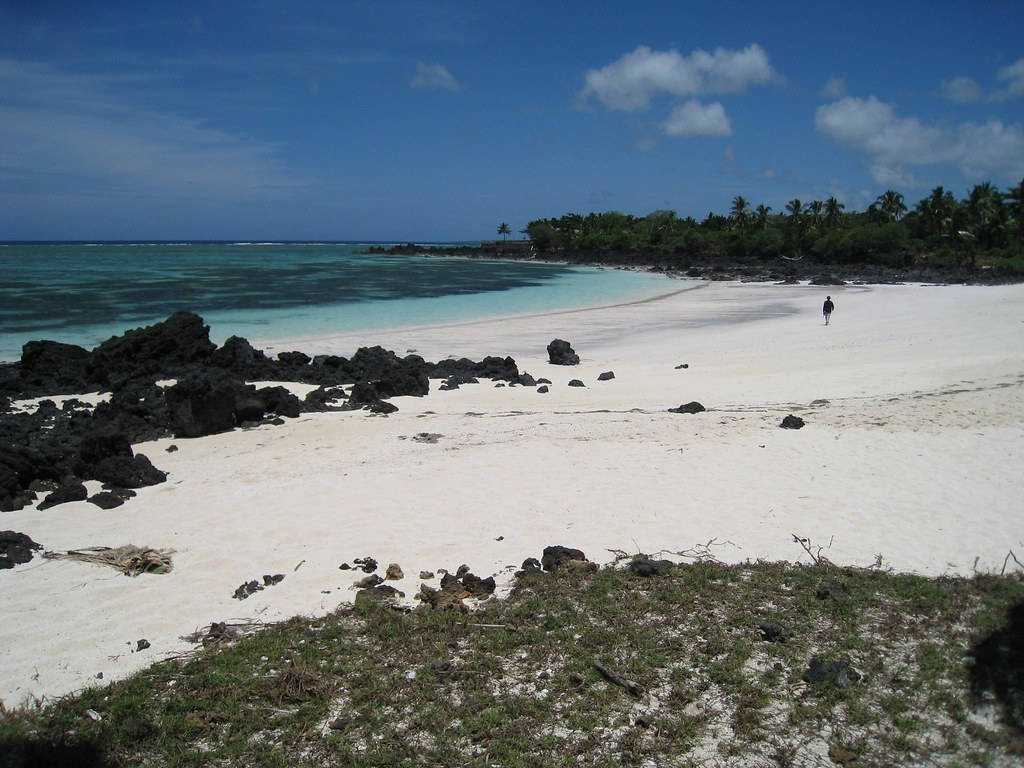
[[0, 312, 526, 513]]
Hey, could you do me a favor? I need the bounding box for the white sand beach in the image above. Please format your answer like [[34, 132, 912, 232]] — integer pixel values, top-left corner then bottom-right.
[[2, 279, 1023, 708]]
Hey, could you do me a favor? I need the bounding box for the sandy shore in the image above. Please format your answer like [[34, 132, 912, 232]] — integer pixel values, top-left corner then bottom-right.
[[2, 279, 1023, 708]]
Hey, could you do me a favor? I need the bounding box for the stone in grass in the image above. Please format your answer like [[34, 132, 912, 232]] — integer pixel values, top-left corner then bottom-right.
[[597, 371, 615, 381], [803, 656, 861, 688], [758, 619, 794, 643], [568, 379, 585, 387], [780, 414, 805, 429], [629, 557, 672, 577], [355, 584, 405, 607], [668, 401, 705, 414], [541, 545, 588, 572], [816, 580, 848, 600]]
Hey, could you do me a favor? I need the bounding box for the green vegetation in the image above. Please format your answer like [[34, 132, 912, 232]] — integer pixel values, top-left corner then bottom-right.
[[522, 179, 1024, 278], [2, 559, 1023, 767], [497, 222, 511, 241]]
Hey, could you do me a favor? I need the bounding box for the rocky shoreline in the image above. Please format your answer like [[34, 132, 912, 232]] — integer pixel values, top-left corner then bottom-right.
[[360, 242, 1024, 285], [0, 312, 535, 515]]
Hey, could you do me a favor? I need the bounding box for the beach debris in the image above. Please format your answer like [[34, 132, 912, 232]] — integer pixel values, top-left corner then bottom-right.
[[780, 414, 806, 429], [668, 401, 706, 414], [294, 559, 306, 571], [758, 619, 794, 643], [135, 638, 151, 652], [263, 573, 285, 586], [547, 338, 580, 365], [537, 385, 549, 393], [541, 545, 590, 572], [411, 432, 442, 443], [353, 556, 378, 573], [803, 656, 861, 688], [597, 371, 615, 381], [385, 563, 404, 580], [0, 531, 42, 569], [43, 545, 174, 576], [568, 379, 585, 387], [675, 363, 690, 369], [38, 480, 88, 510], [419, 570, 435, 579], [593, 661, 644, 697], [628, 557, 673, 577], [85, 708, 103, 722]]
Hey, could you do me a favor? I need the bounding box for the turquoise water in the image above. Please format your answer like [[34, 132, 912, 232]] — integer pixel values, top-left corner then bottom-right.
[[0, 242, 672, 362]]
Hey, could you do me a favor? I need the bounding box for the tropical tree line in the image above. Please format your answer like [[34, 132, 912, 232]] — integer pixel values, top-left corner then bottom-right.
[[521, 179, 1024, 271]]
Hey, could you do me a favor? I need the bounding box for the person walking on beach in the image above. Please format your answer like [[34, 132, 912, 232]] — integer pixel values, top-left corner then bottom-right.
[[822, 295, 835, 325]]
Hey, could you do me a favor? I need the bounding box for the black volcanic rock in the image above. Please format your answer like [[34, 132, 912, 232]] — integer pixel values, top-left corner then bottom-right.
[[89, 311, 216, 388], [18, 340, 93, 395], [547, 339, 580, 366], [165, 372, 249, 438], [541, 545, 587, 571], [0, 531, 42, 569], [38, 480, 88, 510], [669, 401, 705, 414]]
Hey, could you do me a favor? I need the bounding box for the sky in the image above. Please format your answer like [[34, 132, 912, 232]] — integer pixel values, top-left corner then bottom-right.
[[2, 1, 1023, 241]]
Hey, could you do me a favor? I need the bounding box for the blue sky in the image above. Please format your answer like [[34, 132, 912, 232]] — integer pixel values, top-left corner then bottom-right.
[[2, 1, 1023, 241]]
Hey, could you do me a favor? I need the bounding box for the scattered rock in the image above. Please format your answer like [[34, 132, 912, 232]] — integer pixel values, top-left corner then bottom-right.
[[568, 379, 585, 387], [758, 620, 794, 643], [122, 716, 157, 741], [536, 378, 552, 385], [0, 531, 42, 569], [355, 584, 405, 606], [412, 433, 442, 444], [803, 656, 861, 687], [353, 574, 384, 589], [88, 492, 125, 509], [38, 480, 88, 510], [262, 573, 284, 586], [629, 557, 672, 577], [597, 371, 615, 381], [541, 545, 588, 572], [135, 638, 150, 652], [419, 570, 435, 579], [780, 414, 806, 429], [165, 444, 178, 452], [675, 363, 689, 369], [385, 563, 404, 580], [354, 557, 378, 573], [517, 373, 537, 387], [547, 339, 580, 366], [233, 580, 264, 600], [537, 385, 549, 393], [338, 562, 351, 570], [519, 557, 542, 575], [668, 401, 705, 414]]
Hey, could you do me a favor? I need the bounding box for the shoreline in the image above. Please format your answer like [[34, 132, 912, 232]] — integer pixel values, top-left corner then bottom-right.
[[1, 280, 1022, 706]]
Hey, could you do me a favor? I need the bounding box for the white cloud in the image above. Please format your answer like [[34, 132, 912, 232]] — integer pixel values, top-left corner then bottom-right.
[[819, 76, 847, 99], [410, 61, 461, 91], [940, 75, 981, 103], [0, 59, 300, 201], [994, 57, 1024, 100], [662, 100, 732, 137], [815, 95, 1024, 184], [579, 43, 777, 111]]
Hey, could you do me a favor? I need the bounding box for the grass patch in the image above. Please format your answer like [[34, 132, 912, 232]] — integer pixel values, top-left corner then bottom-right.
[[1, 561, 1023, 767]]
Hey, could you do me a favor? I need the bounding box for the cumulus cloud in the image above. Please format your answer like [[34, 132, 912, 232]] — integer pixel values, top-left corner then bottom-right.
[[994, 57, 1024, 100], [819, 76, 847, 99], [579, 43, 777, 111], [815, 95, 1024, 184], [940, 75, 981, 103], [662, 100, 732, 136], [410, 61, 461, 91]]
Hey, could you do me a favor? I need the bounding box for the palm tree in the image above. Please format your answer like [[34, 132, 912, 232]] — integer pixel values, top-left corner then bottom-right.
[[1004, 178, 1024, 242], [914, 186, 957, 239], [965, 182, 1005, 249], [806, 200, 824, 230], [824, 197, 845, 229], [875, 190, 907, 222], [785, 198, 803, 224], [754, 204, 772, 229], [729, 196, 751, 229], [497, 222, 511, 241]]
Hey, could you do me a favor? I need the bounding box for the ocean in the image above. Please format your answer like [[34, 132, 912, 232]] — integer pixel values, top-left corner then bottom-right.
[[0, 242, 673, 362]]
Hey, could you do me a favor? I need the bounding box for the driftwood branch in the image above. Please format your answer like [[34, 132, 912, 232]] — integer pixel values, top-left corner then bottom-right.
[[593, 661, 643, 697], [1001, 550, 1023, 576], [791, 534, 833, 567]]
